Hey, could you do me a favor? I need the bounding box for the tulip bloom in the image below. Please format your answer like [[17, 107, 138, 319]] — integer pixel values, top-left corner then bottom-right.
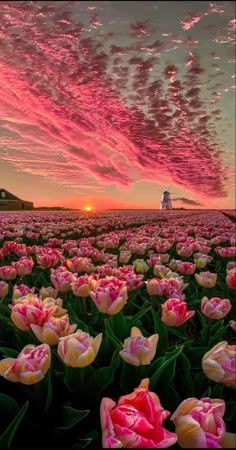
[[31, 314, 77, 346], [0, 344, 51, 385], [10, 298, 57, 331], [119, 251, 131, 264], [146, 278, 165, 296], [201, 296, 231, 320], [226, 269, 236, 289], [119, 327, 159, 366], [42, 296, 67, 317], [71, 275, 91, 297], [39, 286, 59, 300], [58, 330, 102, 368], [202, 342, 236, 388], [100, 378, 177, 448], [229, 320, 236, 332], [161, 298, 195, 327], [0, 266, 17, 280], [12, 257, 34, 276], [195, 271, 217, 288], [171, 397, 235, 448], [176, 262, 196, 276], [0, 281, 8, 298], [132, 259, 150, 274], [12, 284, 35, 302], [194, 257, 208, 269], [50, 268, 75, 292], [90, 277, 128, 315]]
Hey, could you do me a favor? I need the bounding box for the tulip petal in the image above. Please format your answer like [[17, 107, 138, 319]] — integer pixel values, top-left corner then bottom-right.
[[221, 432, 236, 448], [175, 416, 207, 448]]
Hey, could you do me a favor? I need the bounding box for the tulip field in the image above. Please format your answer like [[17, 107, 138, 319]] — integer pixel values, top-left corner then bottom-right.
[[0, 209, 235, 449]]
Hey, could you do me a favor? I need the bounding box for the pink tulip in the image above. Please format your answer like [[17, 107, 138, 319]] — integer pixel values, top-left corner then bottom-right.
[[201, 296, 231, 320], [215, 246, 236, 258], [90, 277, 128, 315], [0, 266, 17, 280], [12, 284, 35, 301], [42, 297, 67, 317], [176, 262, 196, 276], [39, 286, 59, 300], [153, 264, 170, 278], [12, 257, 34, 276], [119, 327, 159, 366], [119, 251, 131, 264], [171, 397, 229, 448], [202, 342, 236, 387], [161, 298, 195, 327], [10, 298, 57, 331], [37, 251, 61, 268], [97, 264, 114, 277], [50, 268, 75, 292], [226, 261, 236, 272], [71, 275, 91, 297], [226, 269, 236, 289], [0, 281, 8, 298], [100, 378, 177, 448], [0, 344, 51, 385], [146, 278, 165, 296], [195, 271, 217, 288], [58, 330, 102, 368], [31, 314, 77, 345]]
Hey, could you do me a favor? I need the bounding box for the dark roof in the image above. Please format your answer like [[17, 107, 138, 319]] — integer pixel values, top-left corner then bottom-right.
[[0, 188, 22, 201], [163, 191, 170, 194]]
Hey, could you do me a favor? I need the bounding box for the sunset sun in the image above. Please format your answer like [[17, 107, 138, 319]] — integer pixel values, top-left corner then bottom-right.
[[84, 205, 93, 212]]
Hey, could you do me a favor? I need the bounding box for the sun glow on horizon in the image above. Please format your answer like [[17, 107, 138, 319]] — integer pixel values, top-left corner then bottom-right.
[[84, 205, 94, 212]]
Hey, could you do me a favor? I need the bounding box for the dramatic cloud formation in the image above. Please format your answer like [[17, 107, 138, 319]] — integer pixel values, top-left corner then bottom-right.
[[0, 1, 235, 205], [172, 197, 204, 206]]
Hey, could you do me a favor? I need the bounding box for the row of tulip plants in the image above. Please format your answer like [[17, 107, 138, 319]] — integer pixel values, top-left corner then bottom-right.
[[0, 209, 235, 449]]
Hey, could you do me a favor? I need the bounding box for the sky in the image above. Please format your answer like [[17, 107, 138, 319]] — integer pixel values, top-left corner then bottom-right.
[[0, 0, 235, 210]]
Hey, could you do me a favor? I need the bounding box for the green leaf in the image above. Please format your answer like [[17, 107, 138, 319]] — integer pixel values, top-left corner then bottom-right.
[[56, 406, 89, 430], [151, 308, 168, 352], [150, 346, 183, 390], [0, 394, 19, 421], [0, 347, 19, 358], [128, 306, 151, 327], [0, 401, 29, 448], [72, 438, 93, 448]]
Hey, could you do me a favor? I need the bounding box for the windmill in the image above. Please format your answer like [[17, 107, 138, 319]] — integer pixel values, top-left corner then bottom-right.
[[157, 186, 174, 210]]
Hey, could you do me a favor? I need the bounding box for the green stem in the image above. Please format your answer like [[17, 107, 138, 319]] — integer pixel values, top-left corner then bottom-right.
[[82, 297, 87, 315]]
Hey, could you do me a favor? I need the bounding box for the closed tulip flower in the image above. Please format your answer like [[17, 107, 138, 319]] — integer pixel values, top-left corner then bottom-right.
[[50, 268, 75, 292], [229, 320, 236, 332], [12, 257, 34, 276], [100, 378, 177, 448], [12, 284, 35, 301], [119, 251, 131, 264], [146, 278, 165, 296], [119, 327, 159, 366], [0, 281, 8, 298], [176, 262, 196, 276], [226, 268, 236, 289], [90, 277, 128, 315], [132, 259, 149, 274], [31, 314, 77, 346], [161, 298, 195, 327], [71, 275, 91, 297], [201, 296, 231, 320], [194, 257, 208, 269], [58, 330, 102, 368], [39, 286, 59, 300], [10, 298, 57, 331], [0, 266, 17, 280], [171, 397, 235, 448], [202, 342, 236, 388], [0, 344, 51, 385], [42, 297, 67, 317], [195, 271, 217, 288]]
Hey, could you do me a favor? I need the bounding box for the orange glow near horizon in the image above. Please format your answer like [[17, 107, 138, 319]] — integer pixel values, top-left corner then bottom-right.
[[84, 205, 94, 212]]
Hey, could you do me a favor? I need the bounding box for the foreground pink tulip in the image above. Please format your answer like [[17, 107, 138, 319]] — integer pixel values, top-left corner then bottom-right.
[[0, 266, 17, 280], [31, 314, 77, 345], [100, 378, 177, 448], [50, 268, 75, 292], [90, 277, 128, 315], [58, 330, 102, 367], [171, 397, 231, 448], [12, 284, 35, 301], [202, 342, 236, 387], [201, 296, 231, 320], [119, 327, 158, 366], [161, 298, 195, 327], [226, 269, 236, 289], [71, 275, 91, 297], [42, 297, 67, 317], [12, 257, 34, 276], [0, 344, 51, 385], [195, 271, 217, 288], [0, 281, 8, 298], [146, 278, 165, 296], [10, 298, 57, 331]]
